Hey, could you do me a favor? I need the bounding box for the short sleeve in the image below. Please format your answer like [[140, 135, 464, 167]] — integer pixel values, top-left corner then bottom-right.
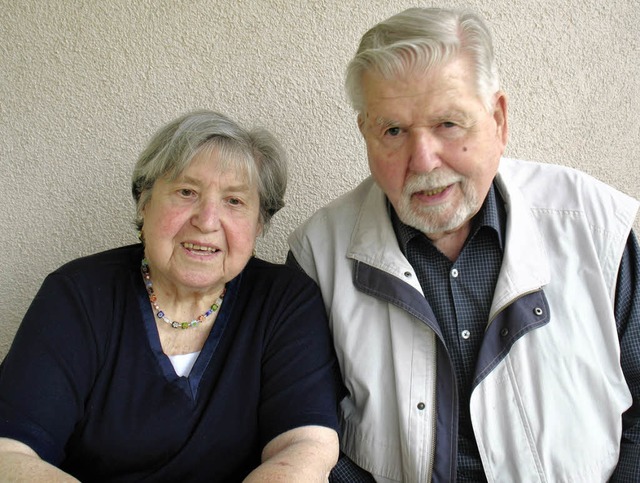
[[0, 272, 101, 464], [257, 273, 341, 447]]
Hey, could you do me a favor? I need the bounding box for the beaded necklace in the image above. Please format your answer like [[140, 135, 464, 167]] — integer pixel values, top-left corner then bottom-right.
[[141, 258, 225, 329]]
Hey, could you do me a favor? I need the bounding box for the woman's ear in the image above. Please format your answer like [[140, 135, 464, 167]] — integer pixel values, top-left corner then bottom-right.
[[357, 113, 365, 135]]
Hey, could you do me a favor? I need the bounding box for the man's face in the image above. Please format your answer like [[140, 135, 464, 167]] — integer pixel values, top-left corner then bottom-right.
[[358, 56, 508, 240]]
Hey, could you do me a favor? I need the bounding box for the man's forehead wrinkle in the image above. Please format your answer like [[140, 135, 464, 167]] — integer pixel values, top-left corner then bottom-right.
[[375, 116, 398, 127]]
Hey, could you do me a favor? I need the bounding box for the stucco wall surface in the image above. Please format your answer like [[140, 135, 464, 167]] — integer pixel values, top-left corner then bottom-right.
[[1, 0, 638, 357]]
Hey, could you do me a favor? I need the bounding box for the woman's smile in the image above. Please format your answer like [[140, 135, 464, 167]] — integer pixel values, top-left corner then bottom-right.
[[181, 241, 222, 255], [140, 147, 262, 297]]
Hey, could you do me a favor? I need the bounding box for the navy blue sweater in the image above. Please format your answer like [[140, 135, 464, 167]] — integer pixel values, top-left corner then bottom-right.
[[0, 244, 340, 482]]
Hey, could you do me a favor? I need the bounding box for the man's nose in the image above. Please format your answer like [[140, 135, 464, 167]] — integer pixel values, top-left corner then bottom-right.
[[408, 130, 442, 173]]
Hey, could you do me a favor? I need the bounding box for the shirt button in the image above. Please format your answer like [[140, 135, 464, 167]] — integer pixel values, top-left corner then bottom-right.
[[500, 328, 509, 337], [404, 271, 412, 278], [417, 402, 425, 410], [461, 329, 470, 339], [451, 268, 459, 278]]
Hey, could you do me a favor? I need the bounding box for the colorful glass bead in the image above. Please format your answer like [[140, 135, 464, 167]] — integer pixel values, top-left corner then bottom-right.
[[140, 258, 225, 330]]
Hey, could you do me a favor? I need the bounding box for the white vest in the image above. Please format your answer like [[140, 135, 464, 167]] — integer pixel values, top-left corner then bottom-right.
[[289, 158, 639, 482]]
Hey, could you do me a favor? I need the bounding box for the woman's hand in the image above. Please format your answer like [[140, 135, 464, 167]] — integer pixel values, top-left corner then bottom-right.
[[0, 437, 80, 482], [244, 425, 339, 482]]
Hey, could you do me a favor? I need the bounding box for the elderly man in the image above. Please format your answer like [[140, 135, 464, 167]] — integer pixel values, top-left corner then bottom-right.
[[288, 7, 640, 482]]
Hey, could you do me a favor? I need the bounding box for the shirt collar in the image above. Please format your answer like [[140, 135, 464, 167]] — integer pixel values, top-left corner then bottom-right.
[[391, 182, 506, 255]]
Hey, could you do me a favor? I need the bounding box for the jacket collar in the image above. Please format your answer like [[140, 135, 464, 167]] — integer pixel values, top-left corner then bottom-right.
[[491, 160, 551, 317], [347, 178, 424, 292], [347, 160, 551, 313]]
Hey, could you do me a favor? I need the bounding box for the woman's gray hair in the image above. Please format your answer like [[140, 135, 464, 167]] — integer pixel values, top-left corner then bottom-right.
[[131, 110, 287, 232], [345, 8, 500, 113]]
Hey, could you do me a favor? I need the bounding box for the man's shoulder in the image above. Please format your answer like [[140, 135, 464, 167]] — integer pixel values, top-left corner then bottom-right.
[[292, 177, 378, 236], [498, 158, 638, 238], [288, 177, 384, 278], [498, 158, 638, 210], [498, 157, 585, 183]]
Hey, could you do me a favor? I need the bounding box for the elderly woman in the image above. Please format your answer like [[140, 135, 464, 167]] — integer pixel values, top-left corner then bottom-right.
[[0, 110, 340, 481]]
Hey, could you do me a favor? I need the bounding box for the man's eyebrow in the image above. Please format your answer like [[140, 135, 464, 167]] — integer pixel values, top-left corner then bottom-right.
[[433, 110, 474, 124], [373, 110, 473, 129], [375, 116, 400, 128]]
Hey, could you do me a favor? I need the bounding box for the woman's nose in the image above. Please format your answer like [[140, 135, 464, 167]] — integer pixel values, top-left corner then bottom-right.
[[191, 199, 221, 232]]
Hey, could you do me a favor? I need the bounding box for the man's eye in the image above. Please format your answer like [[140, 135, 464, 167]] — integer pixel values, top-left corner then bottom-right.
[[385, 127, 401, 137], [441, 122, 457, 128], [179, 189, 195, 197]]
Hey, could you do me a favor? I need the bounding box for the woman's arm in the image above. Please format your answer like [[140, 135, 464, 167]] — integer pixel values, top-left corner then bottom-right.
[[0, 438, 79, 482], [244, 425, 338, 482]]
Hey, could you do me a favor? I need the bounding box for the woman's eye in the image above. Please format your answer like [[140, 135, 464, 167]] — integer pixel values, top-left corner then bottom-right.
[[385, 127, 401, 137], [179, 188, 195, 197], [227, 197, 241, 206]]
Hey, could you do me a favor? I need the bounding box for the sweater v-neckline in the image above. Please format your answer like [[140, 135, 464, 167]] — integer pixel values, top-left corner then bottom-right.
[[135, 269, 240, 400]]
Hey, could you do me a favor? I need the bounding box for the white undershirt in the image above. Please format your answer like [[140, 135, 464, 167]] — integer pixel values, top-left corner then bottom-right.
[[168, 351, 200, 377]]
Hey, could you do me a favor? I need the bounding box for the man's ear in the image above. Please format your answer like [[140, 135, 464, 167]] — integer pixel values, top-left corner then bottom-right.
[[493, 91, 509, 148]]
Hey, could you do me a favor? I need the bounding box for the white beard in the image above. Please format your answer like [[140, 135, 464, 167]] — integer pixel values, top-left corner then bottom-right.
[[396, 172, 479, 235]]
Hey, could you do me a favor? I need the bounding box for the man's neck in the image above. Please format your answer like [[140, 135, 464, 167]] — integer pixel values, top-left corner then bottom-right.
[[426, 223, 472, 262]]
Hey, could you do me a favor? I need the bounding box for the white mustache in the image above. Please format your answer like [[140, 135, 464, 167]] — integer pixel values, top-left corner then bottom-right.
[[403, 173, 463, 194]]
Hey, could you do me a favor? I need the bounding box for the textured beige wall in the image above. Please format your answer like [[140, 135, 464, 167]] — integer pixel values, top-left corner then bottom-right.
[[1, 0, 638, 357]]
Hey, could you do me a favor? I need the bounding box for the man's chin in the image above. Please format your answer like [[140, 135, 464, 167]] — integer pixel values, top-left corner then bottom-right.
[[403, 209, 471, 236], [404, 197, 479, 234]]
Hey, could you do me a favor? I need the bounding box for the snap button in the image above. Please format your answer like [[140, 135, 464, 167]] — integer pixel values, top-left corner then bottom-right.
[[500, 328, 509, 337], [404, 271, 412, 278], [451, 268, 459, 278], [461, 329, 470, 339], [534, 307, 543, 316], [417, 402, 425, 410]]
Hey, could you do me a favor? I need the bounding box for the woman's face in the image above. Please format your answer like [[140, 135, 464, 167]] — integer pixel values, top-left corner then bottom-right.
[[141, 147, 261, 297]]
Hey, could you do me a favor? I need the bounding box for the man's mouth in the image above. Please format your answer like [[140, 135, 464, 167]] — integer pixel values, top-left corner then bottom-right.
[[419, 186, 448, 196]]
